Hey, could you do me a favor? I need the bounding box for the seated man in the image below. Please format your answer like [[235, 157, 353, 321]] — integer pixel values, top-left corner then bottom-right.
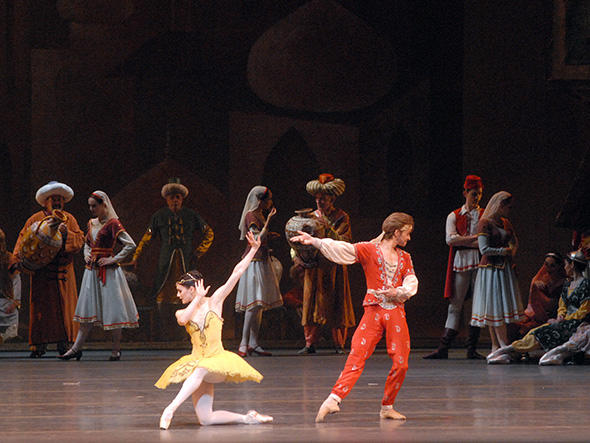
[[488, 250, 589, 364], [508, 252, 566, 341]]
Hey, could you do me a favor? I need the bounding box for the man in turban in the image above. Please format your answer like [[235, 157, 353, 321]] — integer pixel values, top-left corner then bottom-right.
[[129, 178, 214, 340], [14, 181, 84, 357], [296, 173, 355, 354], [424, 175, 486, 359]]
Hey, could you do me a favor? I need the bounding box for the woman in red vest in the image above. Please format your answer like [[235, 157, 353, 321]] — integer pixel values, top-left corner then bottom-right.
[[60, 191, 139, 361]]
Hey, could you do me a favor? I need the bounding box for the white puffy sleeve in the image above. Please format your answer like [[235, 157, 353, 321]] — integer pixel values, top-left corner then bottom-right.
[[396, 274, 419, 301], [318, 238, 357, 265]]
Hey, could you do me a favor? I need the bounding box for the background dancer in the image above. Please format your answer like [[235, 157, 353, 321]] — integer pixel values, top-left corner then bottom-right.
[[470, 191, 523, 353], [297, 173, 355, 354], [425, 175, 485, 359], [488, 250, 589, 364], [129, 178, 213, 340], [508, 252, 565, 342], [235, 186, 282, 357], [60, 191, 139, 361], [14, 181, 84, 357], [0, 229, 21, 343]]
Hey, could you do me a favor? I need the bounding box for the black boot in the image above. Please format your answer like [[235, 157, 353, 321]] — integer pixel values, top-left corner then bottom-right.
[[466, 326, 485, 359], [423, 328, 458, 359], [29, 343, 47, 358], [297, 345, 316, 355], [57, 341, 68, 356]]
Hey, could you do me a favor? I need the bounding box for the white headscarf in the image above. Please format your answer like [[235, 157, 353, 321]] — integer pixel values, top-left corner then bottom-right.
[[482, 191, 512, 220], [238, 186, 268, 240], [90, 190, 119, 221]]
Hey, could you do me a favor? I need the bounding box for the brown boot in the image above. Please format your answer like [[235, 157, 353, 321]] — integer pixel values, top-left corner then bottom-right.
[[466, 326, 485, 359], [423, 328, 458, 359]]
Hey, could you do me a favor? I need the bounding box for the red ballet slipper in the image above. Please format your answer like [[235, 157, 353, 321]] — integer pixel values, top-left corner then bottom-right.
[[237, 345, 248, 357]]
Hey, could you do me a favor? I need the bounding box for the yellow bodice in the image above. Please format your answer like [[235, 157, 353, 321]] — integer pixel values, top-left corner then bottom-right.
[[155, 310, 263, 389], [186, 311, 224, 359]]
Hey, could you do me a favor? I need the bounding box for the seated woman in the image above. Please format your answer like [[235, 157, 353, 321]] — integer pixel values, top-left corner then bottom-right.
[[488, 250, 590, 364], [0, 229, 21, 344], [539, 321, 590, 365], [508, 252, 566, 341], [156, 230, 273, 430]]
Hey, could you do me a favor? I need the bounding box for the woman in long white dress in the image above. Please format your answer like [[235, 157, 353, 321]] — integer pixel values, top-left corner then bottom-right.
[[234, 186, 282, 357], [59, 191, 138, 360]]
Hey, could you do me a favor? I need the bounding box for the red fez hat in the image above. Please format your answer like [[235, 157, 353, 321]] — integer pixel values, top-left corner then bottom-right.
[[464, 175, 483, 191]]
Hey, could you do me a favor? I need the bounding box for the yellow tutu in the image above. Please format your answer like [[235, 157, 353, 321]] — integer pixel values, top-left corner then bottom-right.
[[155, 312, 263, 389]]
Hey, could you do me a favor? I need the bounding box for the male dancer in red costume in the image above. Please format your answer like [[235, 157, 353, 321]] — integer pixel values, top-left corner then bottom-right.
[[291, 212, 418, 421], [424, 175, 485, 359]]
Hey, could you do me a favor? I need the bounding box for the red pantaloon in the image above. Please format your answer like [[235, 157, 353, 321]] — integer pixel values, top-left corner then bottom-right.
[[331, 305, 410, 406]]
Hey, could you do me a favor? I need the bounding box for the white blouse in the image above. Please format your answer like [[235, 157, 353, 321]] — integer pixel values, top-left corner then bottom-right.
[[446, 205, 481, 272]]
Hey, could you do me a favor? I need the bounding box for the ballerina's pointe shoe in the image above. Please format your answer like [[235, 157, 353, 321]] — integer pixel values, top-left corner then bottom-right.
[[380, 406, 406, 420], [244, 410, 273, 424], [486, 345, 511, 362], [539, 349, 567, 366], [315, 397, 340, 423], [487, 353, 512, 364], [159, 408, 174, 430]]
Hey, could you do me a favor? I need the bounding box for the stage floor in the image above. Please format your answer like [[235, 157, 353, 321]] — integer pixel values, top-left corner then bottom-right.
[[0, 348, 588, 442]]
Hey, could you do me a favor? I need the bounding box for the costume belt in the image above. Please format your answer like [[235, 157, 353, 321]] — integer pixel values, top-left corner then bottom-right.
[[366, 289, 399, 311], [88, 247, 114, 285]]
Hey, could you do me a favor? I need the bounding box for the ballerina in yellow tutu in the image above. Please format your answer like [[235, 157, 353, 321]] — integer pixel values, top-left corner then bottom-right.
[[156, 219, 275, 430]]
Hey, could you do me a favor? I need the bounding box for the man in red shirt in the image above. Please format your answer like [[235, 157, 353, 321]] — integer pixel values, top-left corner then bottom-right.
[[291, 212, 418, 422]]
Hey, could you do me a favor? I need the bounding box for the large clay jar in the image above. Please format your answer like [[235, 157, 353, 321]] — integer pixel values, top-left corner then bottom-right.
[[285, 208, 325, 268], [18, 210, 68, 271]]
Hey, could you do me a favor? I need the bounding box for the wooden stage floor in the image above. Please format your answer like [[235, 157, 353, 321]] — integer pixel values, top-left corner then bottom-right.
[[0, 348, 588, 442]]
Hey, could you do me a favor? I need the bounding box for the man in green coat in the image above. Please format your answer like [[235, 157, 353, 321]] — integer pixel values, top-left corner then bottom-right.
[[130, 179, 214, 339]]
